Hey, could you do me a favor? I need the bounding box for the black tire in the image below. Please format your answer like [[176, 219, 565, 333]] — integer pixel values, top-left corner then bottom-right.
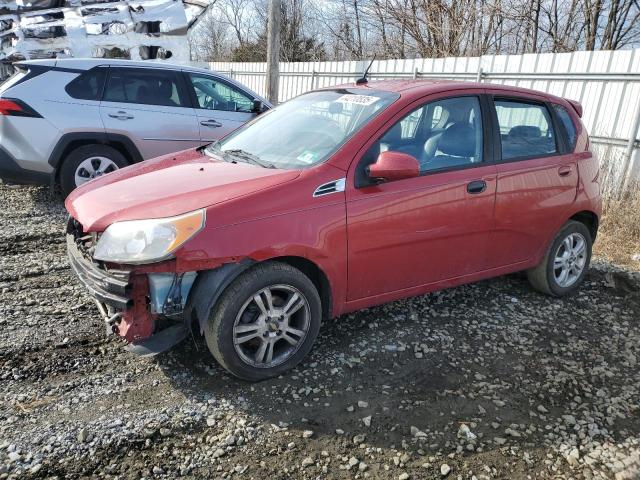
[[59, 144, 129, 197], [527, 220, 592, 297], [204, 261, 322, 381]]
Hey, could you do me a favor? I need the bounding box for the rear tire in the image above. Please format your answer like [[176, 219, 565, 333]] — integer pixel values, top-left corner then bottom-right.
[[527, 220, 592, 296], [59, 144, 128, 197], [204, 262, 322, 381]]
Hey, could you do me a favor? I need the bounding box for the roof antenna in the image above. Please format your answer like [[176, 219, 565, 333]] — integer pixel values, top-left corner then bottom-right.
[[356, 55, 376, 85]]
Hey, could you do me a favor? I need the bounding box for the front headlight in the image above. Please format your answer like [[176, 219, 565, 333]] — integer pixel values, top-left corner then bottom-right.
[[93, 209, 205, 264]]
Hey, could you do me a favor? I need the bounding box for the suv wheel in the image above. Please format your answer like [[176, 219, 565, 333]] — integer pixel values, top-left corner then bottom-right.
[[527, 220, 592, 296], [205, 262, 322, 381], [60, 145, 128, 197]]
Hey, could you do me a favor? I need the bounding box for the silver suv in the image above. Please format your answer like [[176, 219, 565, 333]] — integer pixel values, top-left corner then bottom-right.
[[0, 58, 270, 196]]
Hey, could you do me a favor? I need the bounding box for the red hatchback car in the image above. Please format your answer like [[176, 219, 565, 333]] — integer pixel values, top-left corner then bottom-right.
[[66, 80, 601, 380]]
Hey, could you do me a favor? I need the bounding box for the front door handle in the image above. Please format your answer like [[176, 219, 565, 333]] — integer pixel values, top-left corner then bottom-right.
[[558, 165, 572, 177], [200, 119, 222, 128], [467, 180, 487, 194], [108, 111, 134, 120]]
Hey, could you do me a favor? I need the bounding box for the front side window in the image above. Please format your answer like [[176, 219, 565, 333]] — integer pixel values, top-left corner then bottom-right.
[[371, 96, 484, 174], [103, 68, 187, 107], [495, 100, 557, 160], [65, 67, 106, 100], [206, 89, 399, 169], [188, 74, 254, 112], [552, 103, 577, 150]]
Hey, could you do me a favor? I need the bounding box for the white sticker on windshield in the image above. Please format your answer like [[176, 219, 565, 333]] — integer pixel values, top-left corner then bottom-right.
[[297, 151, 318, 164], [335, 94, 379, 106]]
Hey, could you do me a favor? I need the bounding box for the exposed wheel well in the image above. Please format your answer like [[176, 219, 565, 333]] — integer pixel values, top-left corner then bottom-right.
[[570, 211, 599, 242], [271, 256, 333, 322]]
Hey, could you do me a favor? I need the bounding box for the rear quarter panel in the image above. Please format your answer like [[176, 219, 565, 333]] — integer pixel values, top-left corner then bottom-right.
[[3, 70, 106, 172]]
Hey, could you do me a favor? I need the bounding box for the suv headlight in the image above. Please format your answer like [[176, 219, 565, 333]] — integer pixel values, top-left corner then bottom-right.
[[93, 209, 205, 264]]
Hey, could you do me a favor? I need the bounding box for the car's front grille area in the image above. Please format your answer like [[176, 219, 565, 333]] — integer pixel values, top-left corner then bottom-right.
[[67, 217, 98, 262]]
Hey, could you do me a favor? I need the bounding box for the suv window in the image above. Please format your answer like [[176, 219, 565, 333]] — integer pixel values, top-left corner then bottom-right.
[[494, 100, 557, 160], [552, 104, 577, 149], [187, 73, 254, 112], [65, 67, 107, 100], [103, 68, 187, 107]]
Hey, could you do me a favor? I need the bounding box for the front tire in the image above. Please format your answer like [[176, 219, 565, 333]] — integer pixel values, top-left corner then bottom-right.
[[204, 262, 322, 381], [59, 144, 128, 197], [527, 220, 592, 296]]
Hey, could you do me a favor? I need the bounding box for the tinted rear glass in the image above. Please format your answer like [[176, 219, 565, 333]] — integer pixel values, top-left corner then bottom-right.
[[552, 104, 577, 149], [65, 67, 107, 100], [103, 68, 187, 107]]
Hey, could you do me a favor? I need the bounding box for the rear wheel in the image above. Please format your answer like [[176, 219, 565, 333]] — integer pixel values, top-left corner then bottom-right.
[[204, 262, 322, 381], [59, 144, 128, 197], [527, 220, 592, 296]]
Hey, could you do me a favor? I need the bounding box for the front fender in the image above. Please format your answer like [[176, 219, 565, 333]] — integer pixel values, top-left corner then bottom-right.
[[184, 260, 255, 334]]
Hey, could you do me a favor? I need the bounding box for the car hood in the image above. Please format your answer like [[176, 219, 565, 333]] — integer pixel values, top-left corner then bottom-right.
[[65, 148, 301, 232]]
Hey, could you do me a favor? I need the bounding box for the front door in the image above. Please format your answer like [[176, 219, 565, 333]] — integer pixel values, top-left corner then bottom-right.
[[100, 67, 201, 160], [346, 94, 497, 301], [486, 95, 579, 267], [184, 72, 258, 141]]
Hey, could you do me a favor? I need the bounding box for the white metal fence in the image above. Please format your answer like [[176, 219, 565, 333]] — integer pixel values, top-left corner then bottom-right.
[[193, 49, 640, 193]]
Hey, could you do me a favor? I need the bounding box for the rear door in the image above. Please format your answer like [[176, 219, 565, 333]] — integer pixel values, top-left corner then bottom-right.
[[100, 67, 200, 160], [183, 72, 258, 141], [486, 93, 578, 268]]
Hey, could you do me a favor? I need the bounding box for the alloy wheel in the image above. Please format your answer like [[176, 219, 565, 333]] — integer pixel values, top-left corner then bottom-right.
[[232, 284, 311, 368], [553, 232, 587, 288]]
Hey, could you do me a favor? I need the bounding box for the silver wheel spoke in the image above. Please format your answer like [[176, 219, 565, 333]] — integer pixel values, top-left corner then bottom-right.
[[255, 339, 274, 364], [283, 293, 304, 316], [253, 292, 270, 316], [557, 267, 569, 285], [234, 331, 262, 344]]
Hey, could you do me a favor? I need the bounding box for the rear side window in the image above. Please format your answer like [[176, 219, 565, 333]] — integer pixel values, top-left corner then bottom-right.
[[552, 104, 577, 149], [494, 100, 557, 161], [103, 68, 188, 107], [65, 67, 107, 100]]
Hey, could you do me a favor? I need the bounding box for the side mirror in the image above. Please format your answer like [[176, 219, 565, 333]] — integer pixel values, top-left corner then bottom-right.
[[252, 99, 266, 114], [367, 151, 420, 182]]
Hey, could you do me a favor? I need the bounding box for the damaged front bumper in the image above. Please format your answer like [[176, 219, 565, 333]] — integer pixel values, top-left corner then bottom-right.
[[66, 219, 196, 356]]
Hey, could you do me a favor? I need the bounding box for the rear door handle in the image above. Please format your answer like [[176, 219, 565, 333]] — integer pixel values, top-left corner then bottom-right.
[[467, 180, 487, 194], [108, 111, 134, 120], [200, 119, 222, 128], [558, 165, 572, 177]]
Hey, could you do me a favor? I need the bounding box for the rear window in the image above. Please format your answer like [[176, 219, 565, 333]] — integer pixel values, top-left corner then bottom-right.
[[494, 100, 557, 160], [103, 68, 188, 107], [65, 67, 107, 101], [552, 104, 577, 149]]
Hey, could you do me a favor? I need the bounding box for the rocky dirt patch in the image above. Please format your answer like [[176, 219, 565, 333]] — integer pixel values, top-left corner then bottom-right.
[[0, 183, 639, 479]]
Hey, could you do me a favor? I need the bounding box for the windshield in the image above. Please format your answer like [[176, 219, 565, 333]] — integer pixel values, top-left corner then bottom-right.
[[206, 88, 399, 169]]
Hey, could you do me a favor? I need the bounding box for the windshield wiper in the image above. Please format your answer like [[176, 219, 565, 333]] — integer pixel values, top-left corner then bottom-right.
[[222, 149, 276, 169]]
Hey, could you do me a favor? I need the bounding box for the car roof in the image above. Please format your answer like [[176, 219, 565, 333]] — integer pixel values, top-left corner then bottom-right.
[[329, 79, 565, 104], [19, 58, 215, 75]]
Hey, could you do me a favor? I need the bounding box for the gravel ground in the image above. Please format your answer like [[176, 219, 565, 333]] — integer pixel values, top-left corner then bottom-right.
[[0, 182, 639, 480]]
